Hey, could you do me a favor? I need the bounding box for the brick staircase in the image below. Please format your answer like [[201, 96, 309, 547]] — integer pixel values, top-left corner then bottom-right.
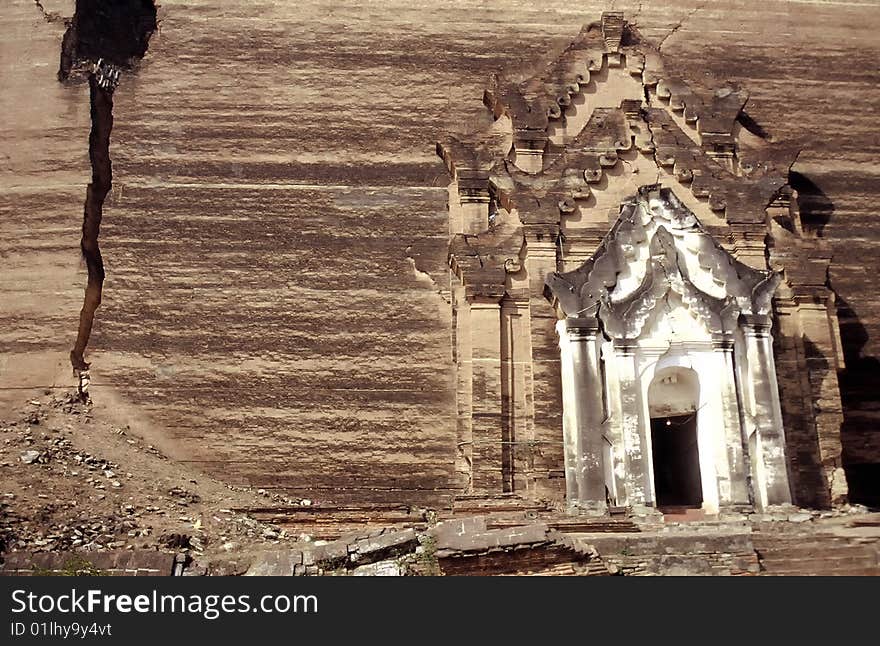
[[753, 533, 880, 576]]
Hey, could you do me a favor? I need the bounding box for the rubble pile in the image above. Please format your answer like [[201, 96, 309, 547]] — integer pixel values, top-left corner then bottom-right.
[[0, 393, 293, 559]]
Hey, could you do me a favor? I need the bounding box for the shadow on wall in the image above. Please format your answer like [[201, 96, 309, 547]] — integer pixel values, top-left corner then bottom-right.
[[788, 171, 879, 507], [790, 171, 834, 237], [835, 294, 880, 508]]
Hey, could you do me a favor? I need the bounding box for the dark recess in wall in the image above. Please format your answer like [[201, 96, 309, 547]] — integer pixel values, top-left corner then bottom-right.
[[836, 294, 880, 509], [60, 0, 158, 81], [790, 171, 834, 237]]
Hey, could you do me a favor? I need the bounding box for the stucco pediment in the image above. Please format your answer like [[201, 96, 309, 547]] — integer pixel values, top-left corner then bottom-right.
[[545, 186, 780, 338]]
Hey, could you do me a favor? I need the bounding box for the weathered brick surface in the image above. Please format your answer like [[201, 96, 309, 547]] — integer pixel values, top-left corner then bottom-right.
[[434, 523, 550, 555], [576, 532, 761, 576], [753, 529, 880, 575], [243, 549, 303, 577], [438, 544, 611, 576], [0, 550, 176, 576], [242, 527, 420, 575], [350, 528, 419, 563]]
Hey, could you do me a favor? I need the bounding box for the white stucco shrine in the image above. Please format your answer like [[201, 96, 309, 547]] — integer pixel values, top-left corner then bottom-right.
[[546, 185, 793, 513]]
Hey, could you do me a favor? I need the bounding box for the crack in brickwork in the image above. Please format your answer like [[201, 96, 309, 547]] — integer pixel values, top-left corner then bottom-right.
[[57, 1, 158, 373], [656, 3, 707, 52]]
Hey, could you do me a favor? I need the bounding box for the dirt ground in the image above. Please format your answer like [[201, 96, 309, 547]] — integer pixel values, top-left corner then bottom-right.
[[0, 388, 311, 560]]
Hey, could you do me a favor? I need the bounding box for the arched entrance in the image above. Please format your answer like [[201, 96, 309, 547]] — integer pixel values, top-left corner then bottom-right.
[[648, 367, 702, 509]]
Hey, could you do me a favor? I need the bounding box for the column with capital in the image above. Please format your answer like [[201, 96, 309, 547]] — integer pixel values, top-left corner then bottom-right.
[[558, 317, 607, 512], [613, 339, 650, 508], [712, 333, 751, 506], [740, 314, 792, 507]]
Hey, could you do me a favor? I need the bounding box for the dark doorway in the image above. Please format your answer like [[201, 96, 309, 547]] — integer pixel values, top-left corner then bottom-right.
[[651, 414, 702, 508]]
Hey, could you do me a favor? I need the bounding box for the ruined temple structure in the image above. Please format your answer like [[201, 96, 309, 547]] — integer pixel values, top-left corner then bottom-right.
[[7, 2, 879, 539], [437, 12, 849, 515]]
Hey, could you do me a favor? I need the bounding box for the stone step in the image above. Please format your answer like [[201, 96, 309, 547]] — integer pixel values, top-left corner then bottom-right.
[[755, 543, 878, 560], [659, 507, 707, 522], [762, 566, 880, 576], [752, 534, 880, 561], [487, 517, 640, 534], [757, 553, 879, 574], [753, 532, 880, 576], [757, 550, 878, 563], [759, 552, 879, 566]]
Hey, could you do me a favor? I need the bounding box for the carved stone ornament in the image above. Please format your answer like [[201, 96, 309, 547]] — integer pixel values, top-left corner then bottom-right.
[[545, 185, 780, 339]]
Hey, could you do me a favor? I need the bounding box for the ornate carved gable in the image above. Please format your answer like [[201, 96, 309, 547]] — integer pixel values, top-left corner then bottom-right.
[[438, 11, 800, 303], [436, 11, 848, 509], [545, 186, 780, 340]]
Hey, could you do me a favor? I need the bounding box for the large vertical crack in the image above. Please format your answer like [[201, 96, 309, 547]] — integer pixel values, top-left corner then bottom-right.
[[640, 108, 663, 184], [59, 1, 158, 377], [70, 69, 114, 372]]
